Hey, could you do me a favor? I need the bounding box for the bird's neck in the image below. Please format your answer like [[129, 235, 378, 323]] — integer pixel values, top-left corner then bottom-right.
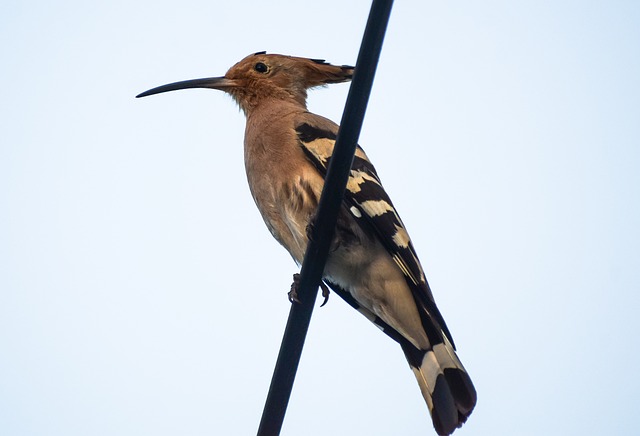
[[232, 85, 308, 115], [243, 97, 307, 167], [243, 97, 306, 125]]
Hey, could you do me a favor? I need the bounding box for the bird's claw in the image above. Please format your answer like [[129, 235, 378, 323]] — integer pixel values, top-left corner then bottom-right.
[[320, 282, 330, 307]]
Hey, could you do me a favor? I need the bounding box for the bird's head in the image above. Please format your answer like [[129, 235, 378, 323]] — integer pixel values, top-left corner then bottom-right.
[[137, 52, 353, 113]]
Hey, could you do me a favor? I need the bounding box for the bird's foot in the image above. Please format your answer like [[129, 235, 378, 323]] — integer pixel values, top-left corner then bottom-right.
[[288, 273, 330, 307], [288, 273, 302, 304]]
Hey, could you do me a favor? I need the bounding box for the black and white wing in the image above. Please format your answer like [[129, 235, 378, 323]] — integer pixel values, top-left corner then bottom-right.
[[295, 122, 454, 347]]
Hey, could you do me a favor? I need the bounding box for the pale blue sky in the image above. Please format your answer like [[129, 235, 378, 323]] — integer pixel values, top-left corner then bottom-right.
[[1, 1, 639, 435]]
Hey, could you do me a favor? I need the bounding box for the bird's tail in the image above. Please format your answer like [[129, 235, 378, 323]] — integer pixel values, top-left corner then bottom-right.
[[402, 337, 476, 436]]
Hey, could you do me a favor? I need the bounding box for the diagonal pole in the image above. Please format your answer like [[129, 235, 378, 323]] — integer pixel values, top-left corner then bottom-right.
[[256, 1, 394, 435]]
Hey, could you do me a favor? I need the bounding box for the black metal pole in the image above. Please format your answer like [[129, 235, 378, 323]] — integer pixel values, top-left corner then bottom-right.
[[256, 1, 394, 435]]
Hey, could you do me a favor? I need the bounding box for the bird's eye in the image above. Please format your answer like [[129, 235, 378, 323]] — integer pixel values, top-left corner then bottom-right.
[[254, 62, 269, 74]]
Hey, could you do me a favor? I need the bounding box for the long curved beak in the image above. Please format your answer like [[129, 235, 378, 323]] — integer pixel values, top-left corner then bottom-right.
[[136, 76, 236, 98]]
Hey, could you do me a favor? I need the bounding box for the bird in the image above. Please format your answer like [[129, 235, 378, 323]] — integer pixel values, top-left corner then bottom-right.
[[137, 52, 476, 435]]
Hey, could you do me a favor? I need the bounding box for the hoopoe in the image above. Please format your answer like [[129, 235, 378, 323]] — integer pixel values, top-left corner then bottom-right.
[[137, 52, 476, 435]]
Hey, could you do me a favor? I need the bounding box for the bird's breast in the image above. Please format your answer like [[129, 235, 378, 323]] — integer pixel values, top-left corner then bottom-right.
[[243, 123, 324, 263]]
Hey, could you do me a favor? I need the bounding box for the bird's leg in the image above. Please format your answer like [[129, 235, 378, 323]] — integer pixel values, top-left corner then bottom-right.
[[305, 216, 316, 243], [307, 213, 342, 253], [288, 273, 330, 307]]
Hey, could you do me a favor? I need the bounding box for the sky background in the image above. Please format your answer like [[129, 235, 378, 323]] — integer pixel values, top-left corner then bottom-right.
[[2, 1, 639, 435]]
